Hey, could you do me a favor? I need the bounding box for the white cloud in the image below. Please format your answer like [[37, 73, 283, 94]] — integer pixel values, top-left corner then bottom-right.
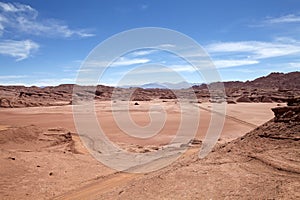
[[0, 78, 76, 86], [80, 57, 151, 70], [264, 14, 300, 24], [288, 62, 300, 69], [249, 13, 300, 27], [0, 81, 29, 86], [0, 39, 39, 61], [0, 2, 35, 13], [206, 39, 300, 59], [168, 64, 197, 72], [0, 2, 94, 38], [167, 60, 258, 70], [130, 49, 156, 56], [111, 57, 150, 66], [30, 78, 75, 86], [140, 4, 148, 10], [125, 67, 170, 74], [213, 59, 259, 68], [0, 75, 28, 79], [158, 44, 176, 48], [122, 64, 197, 74], [0, 12, 7, 35]]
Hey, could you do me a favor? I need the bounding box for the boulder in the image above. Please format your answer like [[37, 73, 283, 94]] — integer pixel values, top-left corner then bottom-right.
[[0, 98, 12, 108], [271, 106, 300, 122], [227, 99, 236, 104], [236, 96, 251, 103], [261, 96, 273, 103]]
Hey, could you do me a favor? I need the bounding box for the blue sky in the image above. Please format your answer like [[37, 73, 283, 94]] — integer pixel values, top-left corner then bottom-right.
[[0, 0, 299, 86]]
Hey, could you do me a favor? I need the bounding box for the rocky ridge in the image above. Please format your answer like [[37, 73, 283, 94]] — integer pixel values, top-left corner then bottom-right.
[[0, 72, 299, 108]]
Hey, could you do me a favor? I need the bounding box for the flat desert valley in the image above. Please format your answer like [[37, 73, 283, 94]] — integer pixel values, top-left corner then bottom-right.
[[1, 1, 300, 199], [0, 72, 300, 199]]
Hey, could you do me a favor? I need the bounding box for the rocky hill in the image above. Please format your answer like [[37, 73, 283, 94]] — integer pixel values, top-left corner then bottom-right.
[[248, 72, 300, 89], [194, 71, 300, 103], [0, 71, 299, 108]]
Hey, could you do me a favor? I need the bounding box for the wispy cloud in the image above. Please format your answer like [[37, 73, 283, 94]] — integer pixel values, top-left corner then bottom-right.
[[167, 60, 258, 70], [206, 38, 300, 60], [0, 39, 39, 61], [30, 78, 75, 86], [0, 2, 94, 38], [0, 75, 28, 79], [123, 64, 197, 75], [130, 49, 156, 56], [140, 4, 149, 11], [112, 57, 150, 66], [0, 2, 34, 13], [249, 13, 300, 27], [169, 64, 196, 72], [0, 74, 29, 85], [0, 77, 76, 86], [157, 44, 176, 49], [80, 57, 151, 70], [288, 62, 300, 69], [264, 14, 300, 24], [213, 59, 259, 68]]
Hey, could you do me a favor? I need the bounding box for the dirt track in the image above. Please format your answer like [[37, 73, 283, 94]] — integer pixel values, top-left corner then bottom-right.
[[51, 102, 278, 200], [0, 102, 281, 199]]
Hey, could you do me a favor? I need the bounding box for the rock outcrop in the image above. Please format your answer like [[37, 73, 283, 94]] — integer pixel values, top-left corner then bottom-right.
[[0, 72, 299, 107], [272, 98, 300, 122]]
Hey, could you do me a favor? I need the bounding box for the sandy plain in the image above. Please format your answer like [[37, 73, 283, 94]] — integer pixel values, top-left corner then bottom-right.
[[0, 101, 281, 199]]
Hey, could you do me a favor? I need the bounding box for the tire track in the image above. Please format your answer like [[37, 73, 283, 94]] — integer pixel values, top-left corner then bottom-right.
[[193, 104, 258, 129], [53, 172, 140, 200], [54, 103, 259, 200]]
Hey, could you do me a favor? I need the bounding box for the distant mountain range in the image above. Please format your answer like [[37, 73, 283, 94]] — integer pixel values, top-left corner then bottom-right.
[[222, 72, 300, 89], [1, 71, 299, 108], [120, 71, 300, 90], [120, 81, 197, 89]]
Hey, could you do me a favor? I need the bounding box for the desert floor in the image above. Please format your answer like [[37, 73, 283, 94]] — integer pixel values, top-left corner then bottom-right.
[[0, 101, 280, 199]]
